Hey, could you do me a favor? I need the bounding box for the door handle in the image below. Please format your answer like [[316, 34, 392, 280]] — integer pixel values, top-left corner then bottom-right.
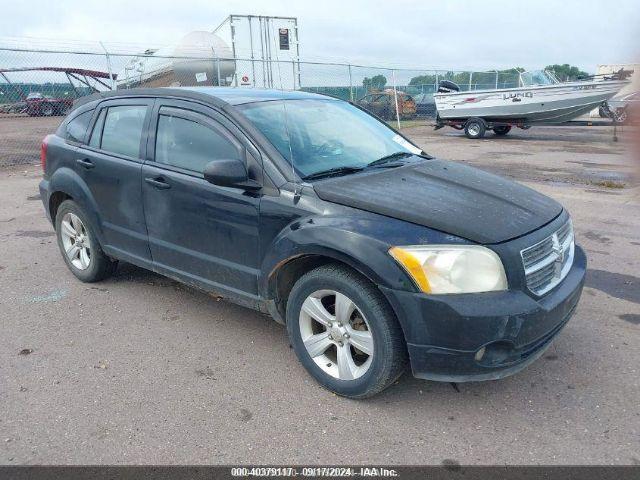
[[76, 158, 95, 169], [145, 177, 171, 190]]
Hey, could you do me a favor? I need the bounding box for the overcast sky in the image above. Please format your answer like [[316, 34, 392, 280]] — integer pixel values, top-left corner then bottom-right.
[[2, 0, 639, 72]]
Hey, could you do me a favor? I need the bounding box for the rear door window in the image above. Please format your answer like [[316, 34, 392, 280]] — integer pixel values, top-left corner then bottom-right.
[[154, 107, 241, 174], [90, 105, 148, 158], [89, 108, 106, 148]]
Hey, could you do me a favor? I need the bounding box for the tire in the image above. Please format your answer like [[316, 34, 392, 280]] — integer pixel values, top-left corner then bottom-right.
[[493, 126, 511, 136], [286, 264, 408, 398], [41, 103, 54, 117], [613, 108, 628, 124], [464, 118, 486, 139], [55, 200, 117, 282], [599, 105, 611, 119]]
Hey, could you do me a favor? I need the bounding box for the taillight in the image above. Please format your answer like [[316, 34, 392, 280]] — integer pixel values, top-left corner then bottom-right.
[[40, 135, 50, 171]]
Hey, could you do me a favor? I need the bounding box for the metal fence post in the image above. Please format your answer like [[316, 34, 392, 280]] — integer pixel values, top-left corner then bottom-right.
[[495, 71, 499, 89], [292, 60, 296, 89], [469, 71, 473, 90], [348, 64, 353, 101], [216, 57, 222, 86], [435, 72, 439, 92], [99, 41, 115, 90], [391, 69, 401, 130]]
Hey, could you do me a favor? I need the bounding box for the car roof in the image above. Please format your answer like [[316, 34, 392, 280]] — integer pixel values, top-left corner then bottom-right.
[[73, 87, 334, 110], [179, 87, 329, 105]]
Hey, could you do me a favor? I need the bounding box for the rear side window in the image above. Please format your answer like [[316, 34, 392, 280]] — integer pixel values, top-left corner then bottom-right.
[[90, 105, 147, 158], [65, 110, 93, 143], [155, 112, 239, 173]]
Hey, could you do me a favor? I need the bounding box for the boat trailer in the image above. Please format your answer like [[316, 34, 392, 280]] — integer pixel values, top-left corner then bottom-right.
[[435, 115, 623, 141]]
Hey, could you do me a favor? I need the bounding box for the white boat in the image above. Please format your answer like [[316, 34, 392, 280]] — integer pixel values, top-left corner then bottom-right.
[[434, 69, 630, 137]]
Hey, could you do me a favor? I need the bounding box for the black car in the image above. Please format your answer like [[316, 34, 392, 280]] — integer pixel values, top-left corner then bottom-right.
[[39, 87, 586, 398]]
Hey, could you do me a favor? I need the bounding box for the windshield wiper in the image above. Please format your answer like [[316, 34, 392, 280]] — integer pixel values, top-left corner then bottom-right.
[[366, 151, 414, 168], [302, 165, 364, 181], [302, 152, 420, 181]]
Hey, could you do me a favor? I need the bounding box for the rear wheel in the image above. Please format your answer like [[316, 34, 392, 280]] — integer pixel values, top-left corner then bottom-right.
[[493, 126, 512, 136], [464, 118, 486, 139], [55, 200, 117, 282], [286, 264, 407, 398]]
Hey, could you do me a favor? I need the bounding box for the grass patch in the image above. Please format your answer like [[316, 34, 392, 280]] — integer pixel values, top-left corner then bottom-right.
[[386, 120, 431, 129], [588, 180, 626, 189]]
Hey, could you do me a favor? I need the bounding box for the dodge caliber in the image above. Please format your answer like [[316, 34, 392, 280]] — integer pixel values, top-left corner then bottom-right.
[[39, 88, 586, 398]]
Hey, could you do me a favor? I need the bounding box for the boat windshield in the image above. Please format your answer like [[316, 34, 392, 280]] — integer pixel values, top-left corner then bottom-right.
[[520, 70, 560, 87]]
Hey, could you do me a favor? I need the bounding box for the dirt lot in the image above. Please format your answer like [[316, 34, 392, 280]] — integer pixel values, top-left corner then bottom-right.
[[0, 119, 639, 465], [0, 115, 61, 166]]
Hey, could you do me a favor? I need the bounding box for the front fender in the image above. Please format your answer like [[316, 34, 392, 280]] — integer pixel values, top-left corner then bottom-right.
[[47, 166, 106, 244], [259, 218, 419, 299]]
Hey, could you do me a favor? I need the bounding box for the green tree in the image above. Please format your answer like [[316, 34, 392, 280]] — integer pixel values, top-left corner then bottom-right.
[[362, 74, 387, 91], [497, 67, 525, 74], [545, 64, 590, 81], [408, 74, 436, 86], [409, 68, 526, 90]]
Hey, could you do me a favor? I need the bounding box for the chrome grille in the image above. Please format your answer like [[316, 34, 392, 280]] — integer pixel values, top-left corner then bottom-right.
[[521, 220, 574, 296]]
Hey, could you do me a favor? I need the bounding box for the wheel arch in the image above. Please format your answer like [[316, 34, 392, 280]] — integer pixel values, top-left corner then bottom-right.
[[260, 219, 417, 324], [49, 191, 73, 223], [265, 251, 396, 325], [47, 167, 106, 243]]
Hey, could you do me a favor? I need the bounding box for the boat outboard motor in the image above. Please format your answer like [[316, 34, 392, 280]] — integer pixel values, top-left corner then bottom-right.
[[437, 80, 460, 93]]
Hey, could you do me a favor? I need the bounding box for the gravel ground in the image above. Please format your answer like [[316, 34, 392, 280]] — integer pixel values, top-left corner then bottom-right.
[[0, 115, 61, 166], [0, 121, 639, 465]]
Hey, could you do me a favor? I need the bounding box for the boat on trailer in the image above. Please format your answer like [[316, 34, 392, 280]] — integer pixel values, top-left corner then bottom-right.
[[434, 69, 631, 138]]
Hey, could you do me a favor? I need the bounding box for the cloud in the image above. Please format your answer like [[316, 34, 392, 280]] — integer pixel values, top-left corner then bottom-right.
[[1, 0, 639, 71]]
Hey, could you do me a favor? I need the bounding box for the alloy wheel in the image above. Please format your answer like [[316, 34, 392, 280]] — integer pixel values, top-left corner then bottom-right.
[[298, 289, 374, 380], [60, 212, 91, 270]]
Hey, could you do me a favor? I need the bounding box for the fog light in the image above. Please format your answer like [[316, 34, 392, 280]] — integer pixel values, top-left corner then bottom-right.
[[474, 347, 486, 362]]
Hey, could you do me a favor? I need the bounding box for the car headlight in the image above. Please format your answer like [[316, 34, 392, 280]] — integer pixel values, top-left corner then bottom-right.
[[389, 245, 508, 294]]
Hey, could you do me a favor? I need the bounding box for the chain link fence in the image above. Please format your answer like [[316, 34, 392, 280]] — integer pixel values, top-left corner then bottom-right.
[[0, 43, 522, 166]]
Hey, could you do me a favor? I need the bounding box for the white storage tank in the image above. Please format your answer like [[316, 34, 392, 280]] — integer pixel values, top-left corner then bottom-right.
[[117, 31, 236, 88]]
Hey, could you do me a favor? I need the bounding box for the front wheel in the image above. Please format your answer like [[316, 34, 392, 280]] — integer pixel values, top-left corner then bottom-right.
[[286, 264, 408, 398], [599, 104, 611, 118], [41, 103, 54, 117]]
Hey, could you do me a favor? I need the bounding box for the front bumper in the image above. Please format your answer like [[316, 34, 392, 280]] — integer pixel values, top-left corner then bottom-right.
[[380, 245, 586, 382]]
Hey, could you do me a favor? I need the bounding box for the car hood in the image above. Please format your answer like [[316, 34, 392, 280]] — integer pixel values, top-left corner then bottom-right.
[[313, 159, 563, 244]]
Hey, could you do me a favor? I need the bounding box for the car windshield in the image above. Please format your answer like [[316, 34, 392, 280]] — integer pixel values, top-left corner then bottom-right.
[[239, 98, 422, 179]]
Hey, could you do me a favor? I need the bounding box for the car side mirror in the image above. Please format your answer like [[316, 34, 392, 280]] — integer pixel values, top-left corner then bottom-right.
[[203, 159, 261, 191]]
